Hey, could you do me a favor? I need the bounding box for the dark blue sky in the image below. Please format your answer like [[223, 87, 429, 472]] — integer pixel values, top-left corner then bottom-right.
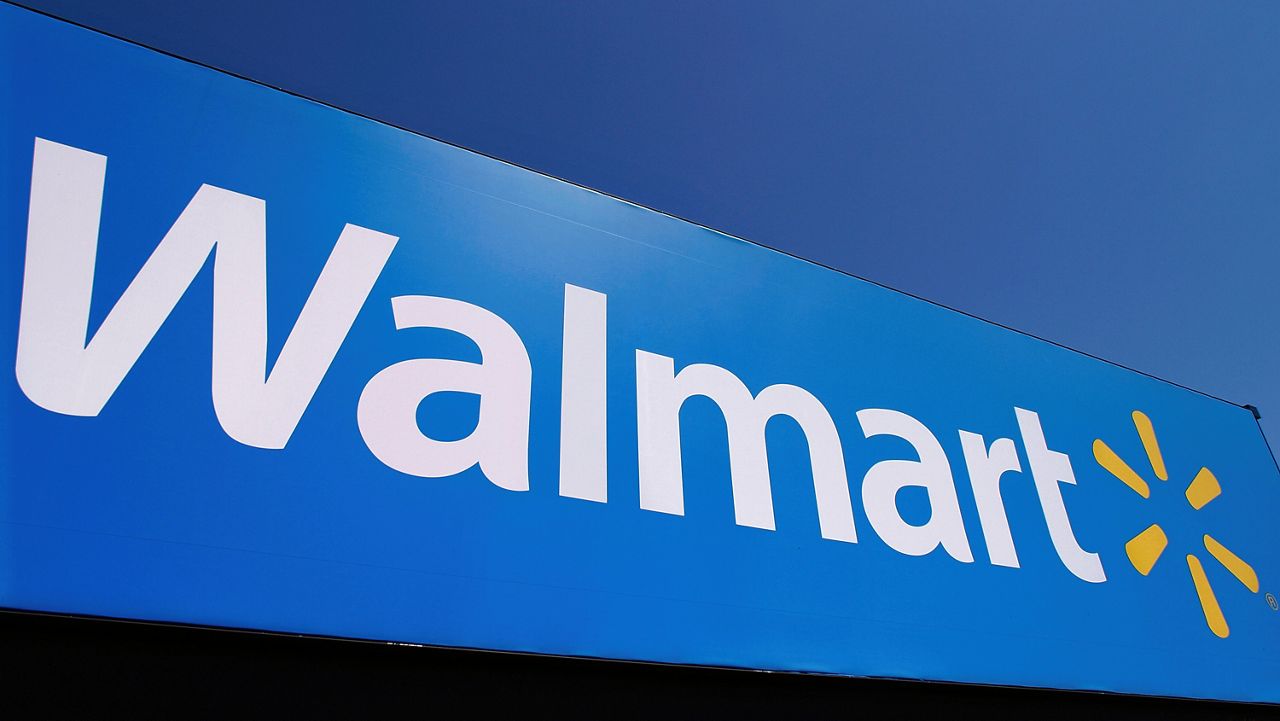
[[17, 0, 1280, 436]]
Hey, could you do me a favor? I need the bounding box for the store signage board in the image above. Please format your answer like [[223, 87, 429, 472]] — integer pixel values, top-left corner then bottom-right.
[[2, 4, 1278, 703]]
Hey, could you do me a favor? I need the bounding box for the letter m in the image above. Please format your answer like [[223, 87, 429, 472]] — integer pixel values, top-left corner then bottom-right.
[[16, 138, 398, 449]]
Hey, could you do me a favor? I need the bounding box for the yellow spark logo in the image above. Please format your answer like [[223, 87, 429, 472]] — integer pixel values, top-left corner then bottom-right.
[[1094, 410, 1259, 638]]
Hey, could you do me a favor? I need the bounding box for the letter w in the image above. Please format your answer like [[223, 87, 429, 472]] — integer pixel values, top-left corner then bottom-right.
[[16, 138, 398, 449]]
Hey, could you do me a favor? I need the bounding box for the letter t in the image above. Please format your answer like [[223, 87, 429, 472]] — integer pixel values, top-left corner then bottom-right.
[[1015, 407, 1106, 583]]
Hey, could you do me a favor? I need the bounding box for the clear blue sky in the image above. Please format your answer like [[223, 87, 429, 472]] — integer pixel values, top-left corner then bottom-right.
[[16, 0, 1280, 438]]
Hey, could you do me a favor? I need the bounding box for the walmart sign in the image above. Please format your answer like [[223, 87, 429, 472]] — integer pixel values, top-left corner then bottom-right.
[[2, 5, 1278, 704]]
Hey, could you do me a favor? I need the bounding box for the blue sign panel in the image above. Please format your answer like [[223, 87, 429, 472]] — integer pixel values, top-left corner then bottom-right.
[[2, 5, 1278, 703]]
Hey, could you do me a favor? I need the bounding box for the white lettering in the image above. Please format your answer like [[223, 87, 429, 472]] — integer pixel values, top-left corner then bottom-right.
[[558, 284, 608, 502], [857, 409, 973, 562], [959, 430, 1022, 568], [16, 138, 397, 449], [1015, 407, 1106, 583], [357, 295, 532, 492], [636, 351, 856, 542]]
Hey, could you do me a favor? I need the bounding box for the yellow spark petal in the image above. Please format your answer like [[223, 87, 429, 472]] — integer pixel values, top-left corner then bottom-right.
[[1093, 439, 1150, 498], [1131, 410, 1168, 481], [1187, 554, 1229, 638], [1125, 524, 1168, 576], [1204, 535, 1259, 593], [1185, 467, 1221, 510]]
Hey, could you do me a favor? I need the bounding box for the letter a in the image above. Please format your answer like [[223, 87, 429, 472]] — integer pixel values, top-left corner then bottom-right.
[[357, 295, 532, 492]]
